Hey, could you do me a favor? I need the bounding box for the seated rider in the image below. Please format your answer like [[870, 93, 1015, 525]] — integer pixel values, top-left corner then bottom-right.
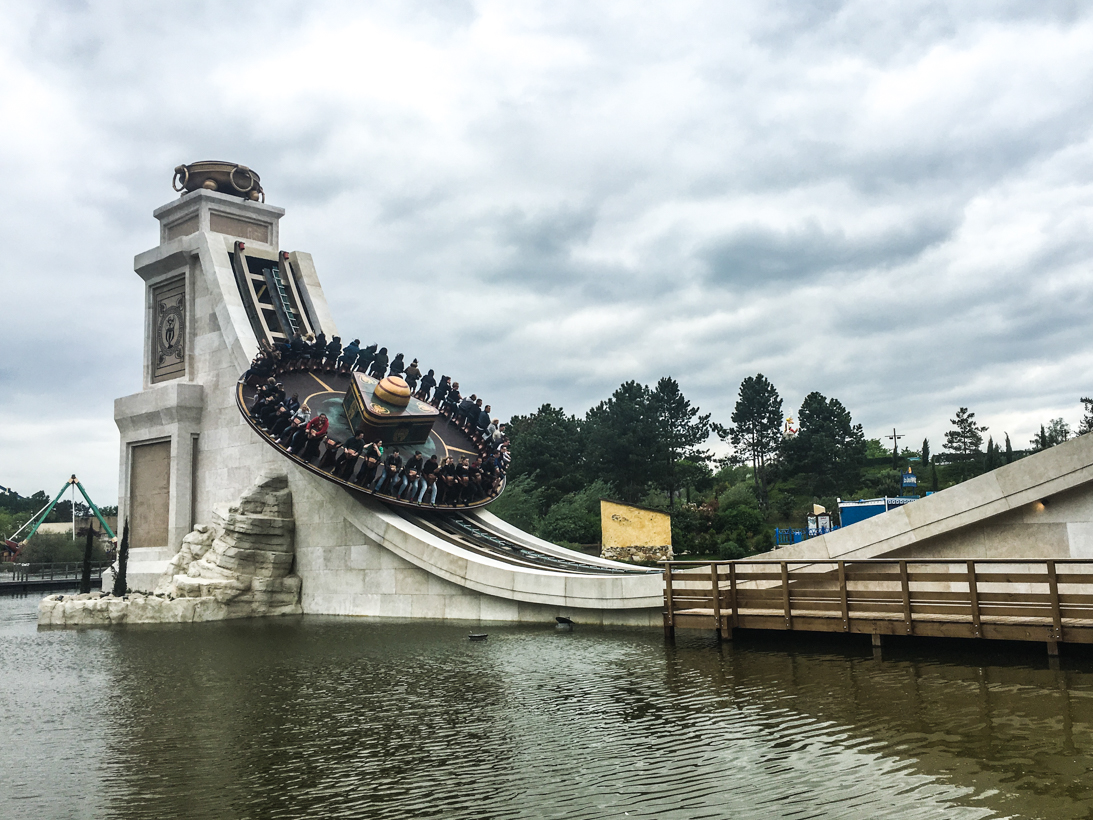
[[431, 375, 450, 407], [336, 431, 366, 480], [298, 413, 329, 462], [371, 447, 403, 494], [318, 435, 342, 472], [401, 451, 425, 500], [415, 369, 437, 401], [355, 440, 384, 486], [418, 454, 440, 504], [339, 339, 361, 371], [369, 347, 389, 379], [403, 359, 421, 391], [355, 343, 378, 373]]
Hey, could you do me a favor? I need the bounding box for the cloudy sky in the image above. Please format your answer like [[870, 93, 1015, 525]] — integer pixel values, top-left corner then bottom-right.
[[2, 1, 1092, 504]]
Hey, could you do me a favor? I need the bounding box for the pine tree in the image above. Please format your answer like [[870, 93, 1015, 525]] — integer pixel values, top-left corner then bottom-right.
[[1004, 433, 1013, 464], [944, 407, 988, 480], [1080, 398, 1093, 436], [717, 374, 782, 506], [921, 438, 930, 467], [984, 436, 999, 470], [652, 377, 712, 508]]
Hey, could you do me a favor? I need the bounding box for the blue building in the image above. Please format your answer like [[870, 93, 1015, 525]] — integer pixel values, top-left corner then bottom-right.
[[838, 496, 920, 527]]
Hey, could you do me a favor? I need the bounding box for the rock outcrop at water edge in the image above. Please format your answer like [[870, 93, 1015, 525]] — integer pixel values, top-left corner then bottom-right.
[[38, 472, 301, 627]]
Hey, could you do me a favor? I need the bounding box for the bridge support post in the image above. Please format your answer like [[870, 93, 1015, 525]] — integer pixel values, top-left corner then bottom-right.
[[872, 632, 884, 660], [1047, 638, 1060, 657]]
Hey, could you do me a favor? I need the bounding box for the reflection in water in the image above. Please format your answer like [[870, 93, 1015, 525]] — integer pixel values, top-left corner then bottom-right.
[[2, 594, 1092, 819]]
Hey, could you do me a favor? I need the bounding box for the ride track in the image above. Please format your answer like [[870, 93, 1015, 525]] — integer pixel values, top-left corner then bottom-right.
[[237, 369, 653, 577]]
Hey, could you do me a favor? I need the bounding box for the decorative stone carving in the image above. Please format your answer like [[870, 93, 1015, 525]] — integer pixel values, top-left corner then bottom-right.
[[39, 472, 301, 627], [151, 276, 186, 383]]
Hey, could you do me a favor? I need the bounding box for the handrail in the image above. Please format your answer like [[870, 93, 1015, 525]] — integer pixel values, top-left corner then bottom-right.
[[662, 556, 1093, 652]]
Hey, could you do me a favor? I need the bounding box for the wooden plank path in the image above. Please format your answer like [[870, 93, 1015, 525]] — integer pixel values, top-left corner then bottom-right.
[[663, 558, 1093, 656]]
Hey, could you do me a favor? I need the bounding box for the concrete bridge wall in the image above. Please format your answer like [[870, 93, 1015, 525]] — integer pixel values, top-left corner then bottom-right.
[[764, 432, 1093, 562]]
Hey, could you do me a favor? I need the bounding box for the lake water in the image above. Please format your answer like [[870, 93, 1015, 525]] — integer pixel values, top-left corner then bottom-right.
[[2, 593, 1092, 820]]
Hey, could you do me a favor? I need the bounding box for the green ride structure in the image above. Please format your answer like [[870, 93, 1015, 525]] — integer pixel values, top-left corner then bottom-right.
[[2, 475, 116, 559]]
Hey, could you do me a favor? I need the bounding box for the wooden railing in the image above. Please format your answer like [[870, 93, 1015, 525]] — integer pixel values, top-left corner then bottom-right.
[[663, 559, 1093, 654], [0, 562, 111, 585]]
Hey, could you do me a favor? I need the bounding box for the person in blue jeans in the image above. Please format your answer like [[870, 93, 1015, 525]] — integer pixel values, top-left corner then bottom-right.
[[372, 447, 403, 494]]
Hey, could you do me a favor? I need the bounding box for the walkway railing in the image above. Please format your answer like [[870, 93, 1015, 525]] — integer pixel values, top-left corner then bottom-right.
[[1, 562, 111, 586], [663, 558, 1093, 655]]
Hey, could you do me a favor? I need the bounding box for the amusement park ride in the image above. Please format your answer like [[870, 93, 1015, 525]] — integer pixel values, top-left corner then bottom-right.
[[2, 475, 116, 559]]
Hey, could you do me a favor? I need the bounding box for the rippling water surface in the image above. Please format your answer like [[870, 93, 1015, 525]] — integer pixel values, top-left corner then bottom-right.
[[2, 593, 1093, 819]]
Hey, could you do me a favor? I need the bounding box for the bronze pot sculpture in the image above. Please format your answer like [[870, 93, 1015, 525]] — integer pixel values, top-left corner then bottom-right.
[[172, 161, 265, 202]]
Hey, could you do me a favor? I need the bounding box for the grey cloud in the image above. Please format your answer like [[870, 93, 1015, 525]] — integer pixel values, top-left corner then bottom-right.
[[700, 216, 955, 287], [3, 0, 1093, 501]]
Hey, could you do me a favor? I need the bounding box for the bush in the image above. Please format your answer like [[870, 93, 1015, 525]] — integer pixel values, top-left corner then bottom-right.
[[17, 532, 109, 564], [537, 479, 614, 545], [488, 474, 541, 533], [718, 540, 745, 560]]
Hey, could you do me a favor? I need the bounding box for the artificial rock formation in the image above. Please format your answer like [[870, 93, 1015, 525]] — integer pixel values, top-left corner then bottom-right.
[[600, 545, 673, 564], [39, 472, 300, 627]]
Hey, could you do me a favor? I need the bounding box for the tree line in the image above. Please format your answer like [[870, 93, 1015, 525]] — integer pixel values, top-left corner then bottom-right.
[[491, 375, 1093, 561]]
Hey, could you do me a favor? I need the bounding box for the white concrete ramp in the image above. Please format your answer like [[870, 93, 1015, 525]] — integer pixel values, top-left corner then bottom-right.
[[767, 433, 1093, 562]]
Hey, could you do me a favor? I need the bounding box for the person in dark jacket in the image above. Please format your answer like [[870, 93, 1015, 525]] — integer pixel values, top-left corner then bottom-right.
[[403, 360, 422, 392], [389, 353, 406, 378], [355, 441, 384, 486], [336, 431, 366, 480], [372, 447, 403, 493], [476, 404, 492, 436], [369, 347, 389, 378], [415, 369, 436, 401], [401, 451, 425, 500], [339, 339, 361, 370], [418, 454, 440, 504], [355, 343, 378, 373], [432, 375, 450, 407]]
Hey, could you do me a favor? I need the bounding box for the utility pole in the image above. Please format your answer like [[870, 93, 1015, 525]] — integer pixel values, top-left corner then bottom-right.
[[886, 428, 904, 467]]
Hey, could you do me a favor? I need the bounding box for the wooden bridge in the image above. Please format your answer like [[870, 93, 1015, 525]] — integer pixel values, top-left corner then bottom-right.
[[663, 558, 1093, 655]]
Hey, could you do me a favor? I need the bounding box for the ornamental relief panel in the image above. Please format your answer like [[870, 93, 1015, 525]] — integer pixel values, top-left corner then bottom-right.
[[152, 276, 186, 383]]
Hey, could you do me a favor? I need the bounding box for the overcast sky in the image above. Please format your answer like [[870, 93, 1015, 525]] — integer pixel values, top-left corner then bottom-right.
[[2, 1, 1092, 505]]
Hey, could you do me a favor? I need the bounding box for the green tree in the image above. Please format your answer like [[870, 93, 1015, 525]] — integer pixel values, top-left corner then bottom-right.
[[944, 407, 987, 478], [1080, 398, 1093, 436], [487, 474, 541, 533], [1004, 433, 1013, 463], [505, 404, 583, 512], [651, 377, 712, 507], [1030, 419, 1071, 451], [718, 374, 782, 506], [984, 436, 1000, 471], [583, 381, 660, 502], [780, 392, 866, 498], [537, 479, 614, 546], [921, 438, 930, 466]]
